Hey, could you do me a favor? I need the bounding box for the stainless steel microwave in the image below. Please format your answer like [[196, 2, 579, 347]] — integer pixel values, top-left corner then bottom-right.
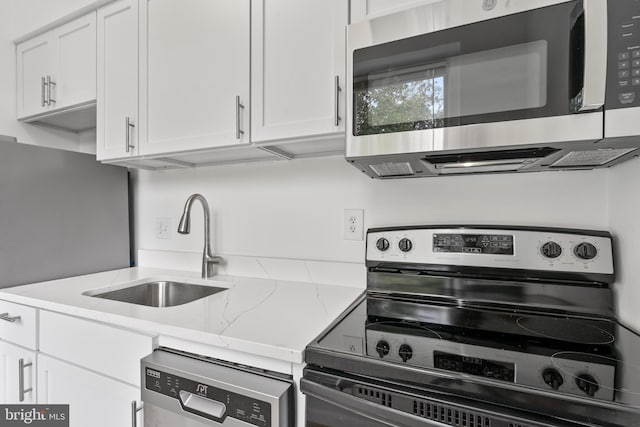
[[346, 0, 640, 178]]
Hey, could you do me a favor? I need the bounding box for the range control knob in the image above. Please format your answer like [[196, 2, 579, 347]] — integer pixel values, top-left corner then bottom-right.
[[398, 344, 413, 362], [376, 238, 390, 252], [574, 242, 597, 260], [541, 241, 562, 259], [576, 373, 599, 398], [375, 340, 390, 358], [542, 368, 564, 391], [398, 238, 413, 253]]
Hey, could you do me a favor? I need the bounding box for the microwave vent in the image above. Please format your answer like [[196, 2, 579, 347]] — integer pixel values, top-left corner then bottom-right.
[[370, 162, 415, 177], [550, 148, 637, 168]]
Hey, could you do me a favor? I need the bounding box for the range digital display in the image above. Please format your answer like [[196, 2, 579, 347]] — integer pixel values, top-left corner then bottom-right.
[[434, 351, 515, 382], [433, 234, 514, 255]]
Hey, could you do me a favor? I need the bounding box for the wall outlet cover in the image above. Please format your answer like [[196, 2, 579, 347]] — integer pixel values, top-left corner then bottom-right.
[[156, 218, 172, 240], [344, 209, 364, 241]]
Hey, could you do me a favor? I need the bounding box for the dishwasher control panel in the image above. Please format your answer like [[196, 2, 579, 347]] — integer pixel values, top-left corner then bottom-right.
[[145, 367, 271, 426], [141, 350, 292, 427]]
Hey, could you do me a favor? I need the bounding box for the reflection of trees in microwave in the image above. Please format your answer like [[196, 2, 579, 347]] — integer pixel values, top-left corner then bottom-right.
[[355, 75, 444, 136]]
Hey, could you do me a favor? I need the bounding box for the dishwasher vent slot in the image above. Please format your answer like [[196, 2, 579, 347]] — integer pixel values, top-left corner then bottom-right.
[[412, 399, 491, 427]]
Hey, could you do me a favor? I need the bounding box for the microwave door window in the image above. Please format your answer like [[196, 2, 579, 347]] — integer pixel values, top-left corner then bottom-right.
[[355, 65, 445, 135], [354, 40, 548, 136], [444, 40, 548, 119]]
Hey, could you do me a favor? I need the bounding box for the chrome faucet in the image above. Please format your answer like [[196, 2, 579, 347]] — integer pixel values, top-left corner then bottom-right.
[[177, 194, 222, 279]]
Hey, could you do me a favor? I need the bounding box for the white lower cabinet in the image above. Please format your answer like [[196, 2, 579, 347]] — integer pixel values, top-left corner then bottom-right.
[[0, 341, 36, 404], [37, 354, 142, 427]]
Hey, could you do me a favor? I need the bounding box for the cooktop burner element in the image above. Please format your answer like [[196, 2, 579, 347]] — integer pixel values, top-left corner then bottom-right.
[[516, 316, 616, 345], [305, 225, 640, 427]]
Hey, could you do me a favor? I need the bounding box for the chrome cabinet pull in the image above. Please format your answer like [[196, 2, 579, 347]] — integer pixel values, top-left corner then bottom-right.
[[335, 75, 342, 126], [125, 117, 135, 153], [131, 400, 143, 427], [236, 96, 245, 139], [18, 358, 32, 402], [41, 77, 47, 107], [0, 313, 20, 323], [47, 76, 56, 105]]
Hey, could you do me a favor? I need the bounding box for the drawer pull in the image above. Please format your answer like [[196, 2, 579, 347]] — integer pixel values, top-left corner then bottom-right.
[[0, 313, 20, 323]]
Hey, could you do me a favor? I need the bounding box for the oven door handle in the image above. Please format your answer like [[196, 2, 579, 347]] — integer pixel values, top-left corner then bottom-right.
[[300, 378, 448, 427], [578, 0, 607, 112]]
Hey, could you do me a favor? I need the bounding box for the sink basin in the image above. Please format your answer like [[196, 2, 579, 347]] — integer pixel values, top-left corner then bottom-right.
[[85, 281, 227, 307]]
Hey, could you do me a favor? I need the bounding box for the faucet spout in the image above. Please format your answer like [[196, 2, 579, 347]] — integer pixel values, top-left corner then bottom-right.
[[177, 194, 222, 279]]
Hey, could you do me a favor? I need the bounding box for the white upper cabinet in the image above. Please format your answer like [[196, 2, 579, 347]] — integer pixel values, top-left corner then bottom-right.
[[16, 33, 52, 118], [138, 0, 250, 155], [251, 0, 348, 143], [351, 0, 440, 22], [16, 12, 96, 122], [53, 14, 97, 109], [97, 0, 139, 160]]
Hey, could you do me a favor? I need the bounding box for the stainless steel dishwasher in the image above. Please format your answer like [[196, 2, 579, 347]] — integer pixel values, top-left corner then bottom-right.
[[141, 348, 294, 427]]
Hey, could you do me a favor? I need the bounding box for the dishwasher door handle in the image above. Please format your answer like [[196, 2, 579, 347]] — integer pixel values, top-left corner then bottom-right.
[[179, 391, 226, 419]]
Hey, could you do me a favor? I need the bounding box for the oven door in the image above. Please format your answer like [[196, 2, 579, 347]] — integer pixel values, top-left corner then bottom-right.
[[301, 368, 567, 427], [346, 0, 607, 159]]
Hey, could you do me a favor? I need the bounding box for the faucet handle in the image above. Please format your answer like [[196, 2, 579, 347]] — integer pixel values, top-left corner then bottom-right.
[[202, 255, 223, 279], [207, 256, 223, 265]]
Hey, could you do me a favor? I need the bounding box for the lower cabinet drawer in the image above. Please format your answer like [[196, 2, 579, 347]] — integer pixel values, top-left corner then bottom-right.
[[39, 310, 156, 387], [0, 300, 37, 350]]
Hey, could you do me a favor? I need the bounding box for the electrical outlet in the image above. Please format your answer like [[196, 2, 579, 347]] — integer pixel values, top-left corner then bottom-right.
[[344, 209, 364, 241], [156, 218, 172, 240]]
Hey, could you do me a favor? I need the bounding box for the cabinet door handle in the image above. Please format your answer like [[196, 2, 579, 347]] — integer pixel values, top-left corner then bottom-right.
[[0, 313, 20, 323], [47, 76, 56, 105], [131, 400, 143, 427], [18, 358, 32, 402], [125, 117, 135, 153], [41, 77, 47, 107], [236, 96, 245, 140], [335, 75, 342, 127]]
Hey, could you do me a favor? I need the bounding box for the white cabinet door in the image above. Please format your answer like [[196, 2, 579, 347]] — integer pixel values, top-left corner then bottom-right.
[[0, 342, 36, 404], [16, 32, 53, 118], [17, 13, 97, 119], [251, 0, 348, 143], [351, 0, 440, 22], [97, 0, 139, 160], [37, 354, 141, 427], [52, 12, 97, 109], [139, 0, 250, 155]]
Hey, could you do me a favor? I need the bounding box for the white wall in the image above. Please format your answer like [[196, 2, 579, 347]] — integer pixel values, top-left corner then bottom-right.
[[0, 0, 98, 152], [134, 156, 609, 264], [608, 156, 640, 330]]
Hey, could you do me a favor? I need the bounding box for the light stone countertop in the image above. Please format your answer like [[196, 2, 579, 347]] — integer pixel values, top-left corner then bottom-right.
[[0, 267, 364, 364]]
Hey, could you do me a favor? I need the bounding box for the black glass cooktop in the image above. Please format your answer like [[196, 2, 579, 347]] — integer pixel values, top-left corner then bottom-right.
[[313, 295, 640, 408]]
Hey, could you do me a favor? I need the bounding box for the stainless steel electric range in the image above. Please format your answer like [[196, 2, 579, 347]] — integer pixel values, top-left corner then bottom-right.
[[302, 226, 640, 427]]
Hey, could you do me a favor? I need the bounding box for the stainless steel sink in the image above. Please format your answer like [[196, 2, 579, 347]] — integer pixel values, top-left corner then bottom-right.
[[85, 281, 227, 307]]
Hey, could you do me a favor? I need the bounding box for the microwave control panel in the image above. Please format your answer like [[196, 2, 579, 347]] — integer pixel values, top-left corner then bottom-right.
[[608, 0, 640, 109]]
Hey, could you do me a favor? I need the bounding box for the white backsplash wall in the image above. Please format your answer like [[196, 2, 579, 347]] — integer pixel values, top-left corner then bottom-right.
[[133, 155, 609, 266], [607, 156, 640, 330]]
